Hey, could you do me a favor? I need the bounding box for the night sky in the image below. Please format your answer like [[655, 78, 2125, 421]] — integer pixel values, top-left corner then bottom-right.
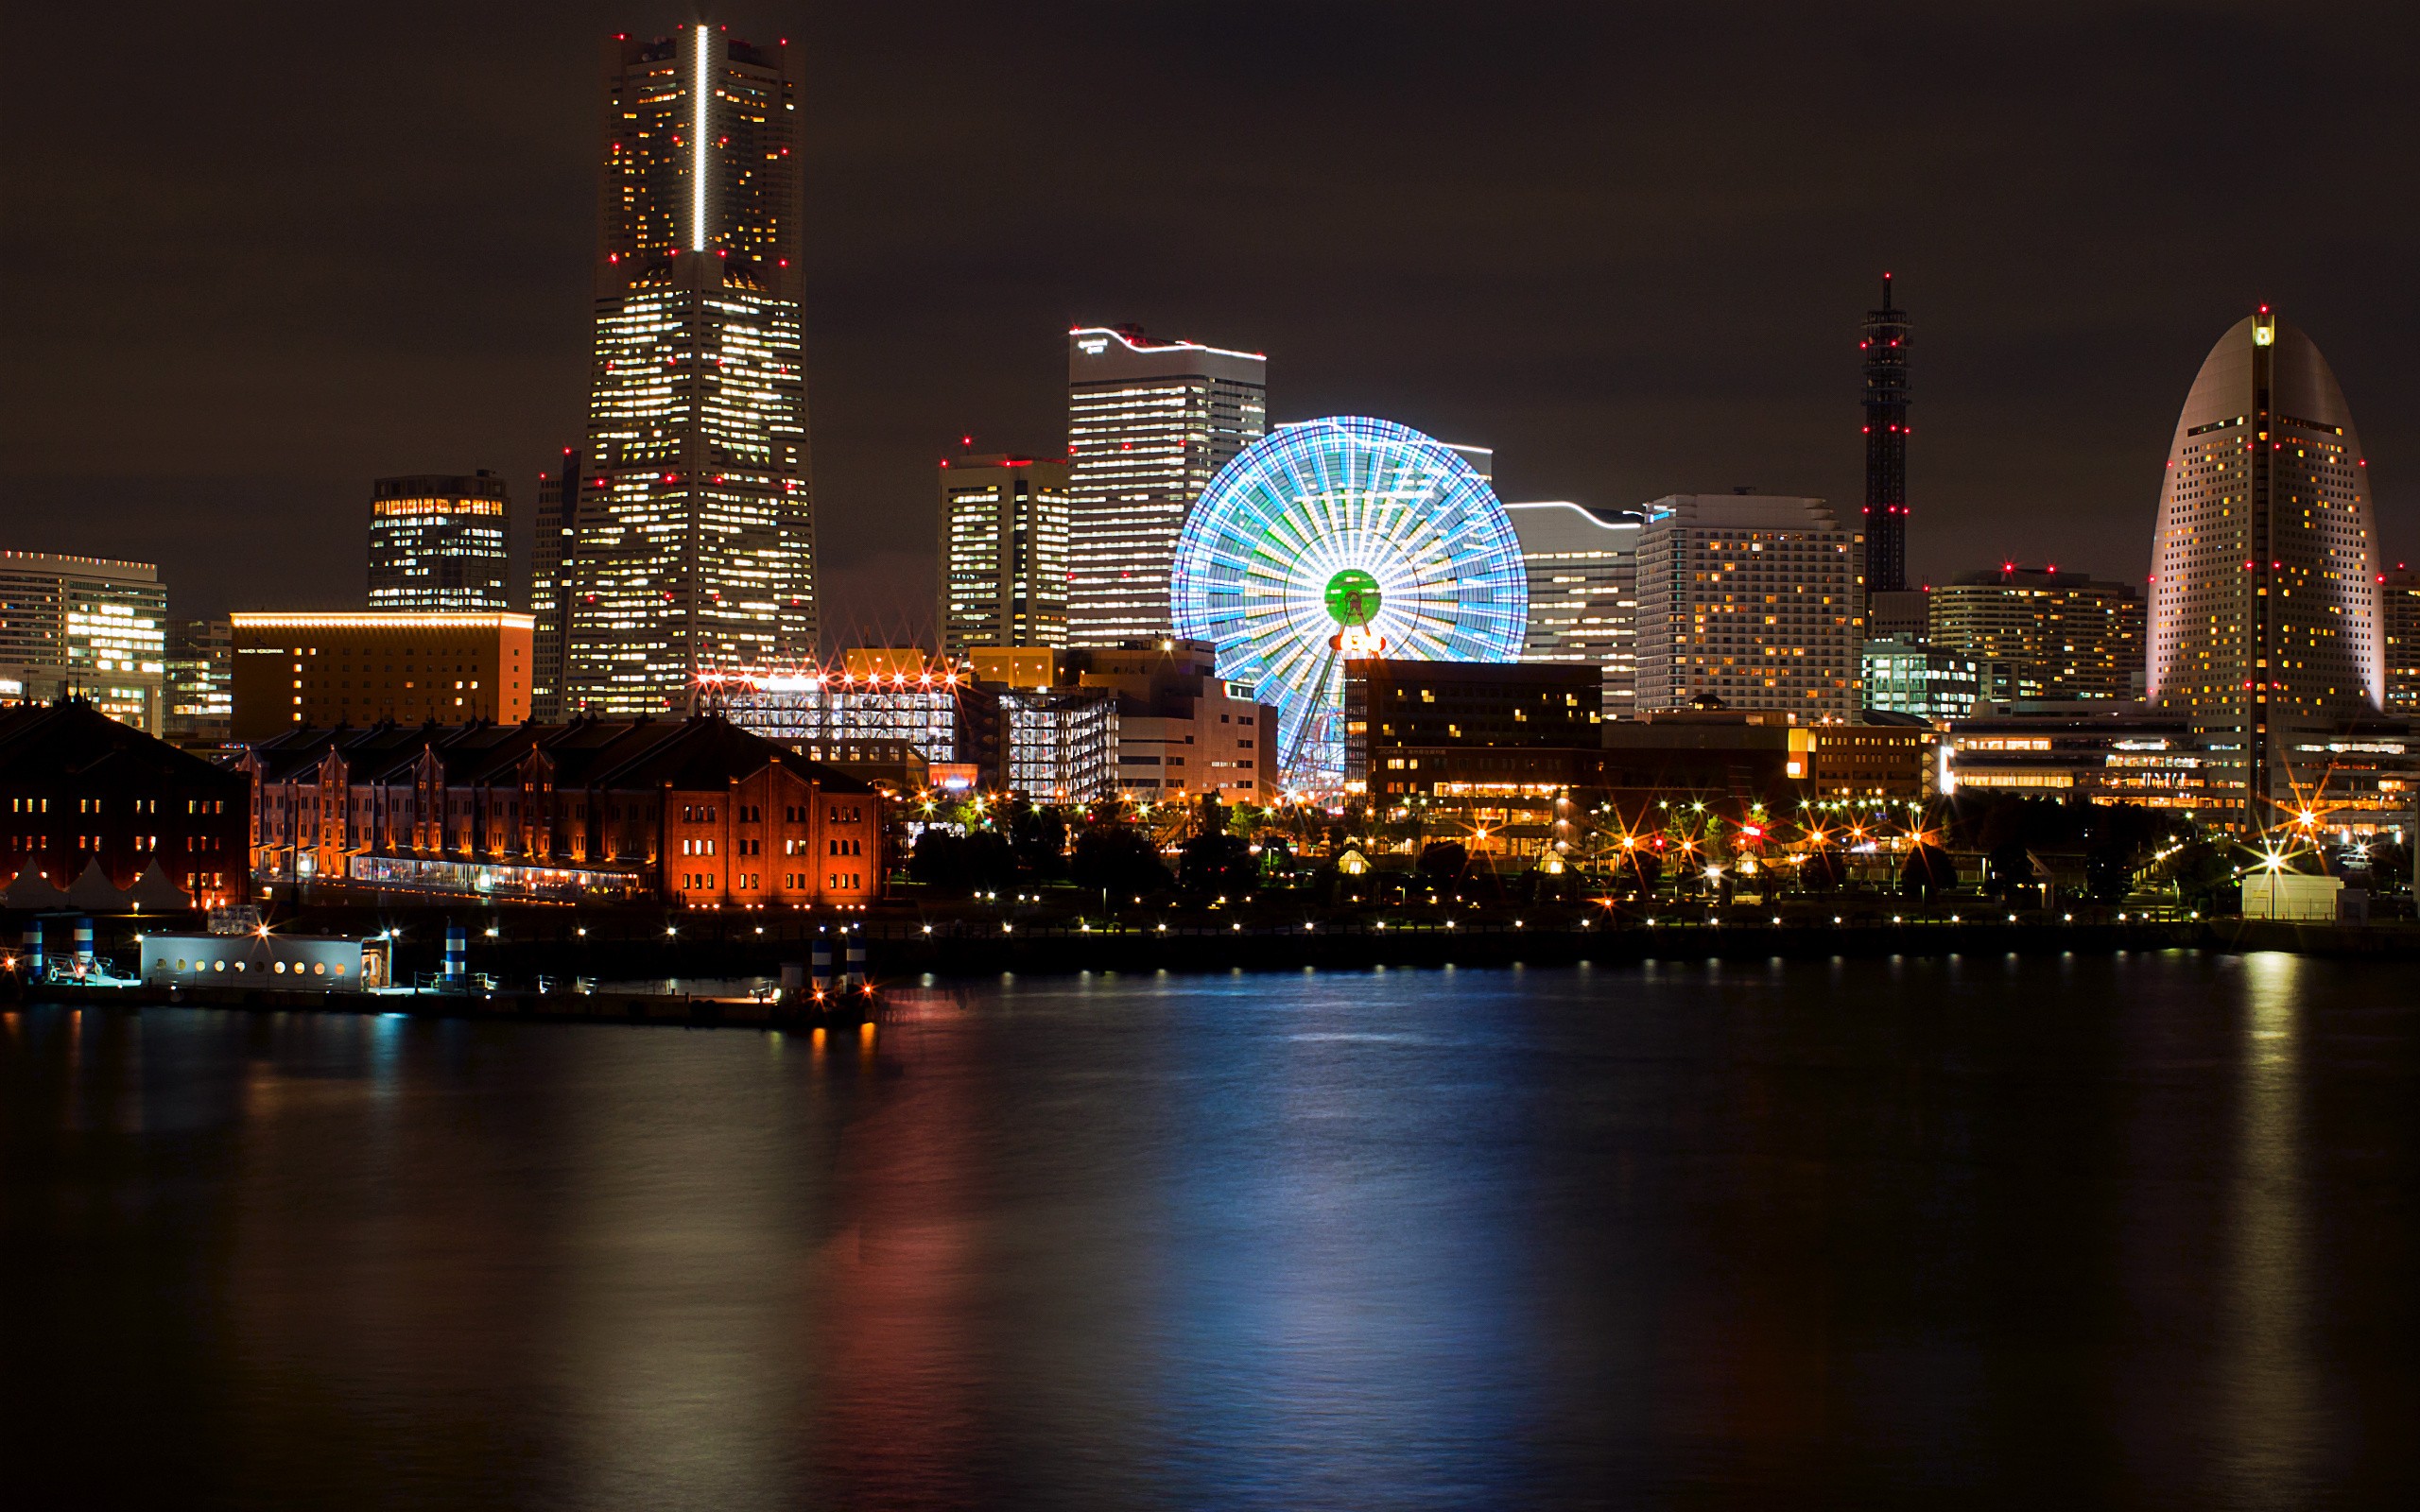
[[7, 1, 2417, 649]]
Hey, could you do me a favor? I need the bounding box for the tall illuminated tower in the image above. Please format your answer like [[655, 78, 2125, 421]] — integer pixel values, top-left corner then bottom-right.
[[2146, 308, 2384, 828], [563, 26, 815, 715], [1861, 275, 1910, 596], [367, 472, 510, 610], [1065, 325, 1266, 646]]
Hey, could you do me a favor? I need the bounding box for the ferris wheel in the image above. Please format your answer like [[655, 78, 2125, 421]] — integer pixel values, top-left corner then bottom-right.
[[1171, 416, 1529, 790]]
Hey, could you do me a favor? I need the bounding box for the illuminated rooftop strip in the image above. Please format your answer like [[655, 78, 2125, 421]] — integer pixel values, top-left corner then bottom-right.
[[229, 612, 536, 630], [691, 26, 711, 252], [1069, 326, 1266, 363]]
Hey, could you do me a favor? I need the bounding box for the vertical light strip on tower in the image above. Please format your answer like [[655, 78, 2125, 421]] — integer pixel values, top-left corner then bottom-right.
[[691, 25, 710, 252]]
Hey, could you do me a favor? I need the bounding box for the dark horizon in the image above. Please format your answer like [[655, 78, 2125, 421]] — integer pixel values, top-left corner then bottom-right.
[[7, 1, 2418, 647]]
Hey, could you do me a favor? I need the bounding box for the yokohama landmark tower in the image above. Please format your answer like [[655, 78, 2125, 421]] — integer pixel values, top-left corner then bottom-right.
[[562, 26, 816, 714], [1861, 274, 1910, 595], [2146, 308, 2385, 828]]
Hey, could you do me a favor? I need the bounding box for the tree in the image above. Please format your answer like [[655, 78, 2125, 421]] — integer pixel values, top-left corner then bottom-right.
[[1800, 847, 1844, 892], [1179, 826, 1258, 897], [1417, 840, 1468, 882], [1071, 825, 1170, 901], [1898, 842, 1956, 902], [2084, 841, 2135, 903], [1984, 839, 2035, 904]]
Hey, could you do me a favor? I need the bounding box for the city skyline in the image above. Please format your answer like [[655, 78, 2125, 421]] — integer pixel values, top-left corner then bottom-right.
[[6, 4, 2420, 651]]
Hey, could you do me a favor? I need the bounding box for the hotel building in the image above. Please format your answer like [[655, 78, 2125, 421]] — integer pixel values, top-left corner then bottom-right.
[[367, 472, 510, 610], [1633, 494, 1862, 721], [938, 450, 1071, 655], [563, 26, 816, 714], [2145, 309, 2385, 826], [1065, 325, 1266, 645], [228, 611, 533, 739], [0, 549, 167, 733], [1505, 500, 1641, 717]]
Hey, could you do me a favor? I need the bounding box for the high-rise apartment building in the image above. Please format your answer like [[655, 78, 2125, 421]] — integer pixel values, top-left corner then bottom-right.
[[1504, 501, 1640, 717], [938, 451, 1071, 656], [367, 472, 510, 610], [1862, 276, 1910, 597], [563, 26, 815, 714], [1927, 566, 2144, 702], [2381, 565, 2419, 713], [1065, 325, 1266, 645], [2146, 309, 2385, 826], [529, 449, 581, 721], [0, 549, 167, 733], [1633, 494, 1862, 722], [164, 616, 233, 748]]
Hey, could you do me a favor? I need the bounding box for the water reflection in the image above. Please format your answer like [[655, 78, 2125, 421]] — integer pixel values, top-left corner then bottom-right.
[[0, 954, 2413, 1506]]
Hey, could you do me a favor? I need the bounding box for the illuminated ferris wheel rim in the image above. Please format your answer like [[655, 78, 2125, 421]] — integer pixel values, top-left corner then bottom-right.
[[1170, 416, 1528, 783]]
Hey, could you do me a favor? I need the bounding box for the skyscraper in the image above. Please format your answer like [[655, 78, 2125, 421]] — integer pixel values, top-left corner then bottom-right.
[[367, 472, 510, 611], [563, 26, 814, 714], [937, 450, 1071, 656], [1065, 325, 1266, 646], [2146, 308, 2385, 827], [2384, 564, 2420, 713], [529, 449, 580, 721], [1633, 494, 1863, 721], [1861, 277, 1916, 635], [1504, 501, 1641, 717]]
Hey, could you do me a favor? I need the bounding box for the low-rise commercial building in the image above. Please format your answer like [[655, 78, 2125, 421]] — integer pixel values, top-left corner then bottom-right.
[[1946, 708, 2216, 810], [1344, 659, 1602, 796], [1076, 640, 1277, 802], [230, 611, 533, 739], [240, 713, 882, 907]]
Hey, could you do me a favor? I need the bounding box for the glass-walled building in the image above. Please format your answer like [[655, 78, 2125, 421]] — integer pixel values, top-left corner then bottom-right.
[[368, 472, 510, 610], [1861, 635, 1981, 721], [165, 616, 233, 748]]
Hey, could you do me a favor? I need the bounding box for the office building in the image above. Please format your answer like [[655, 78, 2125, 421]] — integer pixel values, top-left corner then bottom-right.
[[0, 549, 166, 733], [367, 472, 510, 610], [1927, 565, 2143, 703], [1505, 501, 1641, 716], [1342, 658, 1602, 794], [1065, 325, 1266, 645], [530, 449, 581, 721], [981, 686, 1120, 803], [242, 713, 881, 906], [0, 699, 249, 906], [2383, 565, 2420, 713], [1074, 640, 1278, 801], [938, 450, 1071, 655], [1861, 635, 1981, 721], [1862, 275, 1911, 595], [164, 617, 233, 748], [2145, 308, 2385, 826], [228, 611, 532, 739], [1633, 494, 1862, 721], [564, 27, 816, 715]]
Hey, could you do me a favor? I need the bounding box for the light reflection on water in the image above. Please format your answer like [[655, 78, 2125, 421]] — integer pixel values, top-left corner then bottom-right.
[[2, 952, 2415, 1508]]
